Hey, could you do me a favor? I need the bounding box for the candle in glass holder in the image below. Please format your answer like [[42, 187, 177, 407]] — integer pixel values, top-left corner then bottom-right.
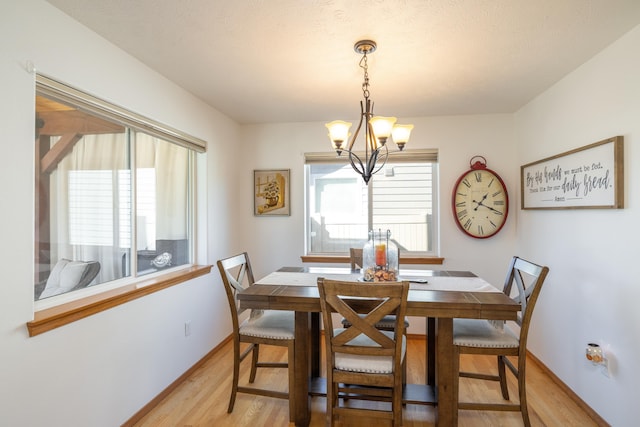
[[375, 243, 387, 266], [363, 229, 398, 282]]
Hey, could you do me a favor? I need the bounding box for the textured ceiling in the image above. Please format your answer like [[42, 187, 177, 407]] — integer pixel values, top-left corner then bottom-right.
[[45, 0, 640, 124]]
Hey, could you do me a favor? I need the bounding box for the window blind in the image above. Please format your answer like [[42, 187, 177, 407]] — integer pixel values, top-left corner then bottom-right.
[[304, 148, 437, 164]]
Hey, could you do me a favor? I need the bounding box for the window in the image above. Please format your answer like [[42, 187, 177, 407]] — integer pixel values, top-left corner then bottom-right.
[[34, 74, 205, 303], [304, 150, 438, 256]]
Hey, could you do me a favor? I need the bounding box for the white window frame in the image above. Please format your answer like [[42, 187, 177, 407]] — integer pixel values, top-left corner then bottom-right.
[[34, 74, 204, 309], [304, 149, 439, 257]]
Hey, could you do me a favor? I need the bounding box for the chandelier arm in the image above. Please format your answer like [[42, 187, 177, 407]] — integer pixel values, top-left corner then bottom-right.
[[346, 101, 366, 153], [337, 143, 388, 181], [365, 117, 377, 153], [369, 145, 389, 176], [365, 149, 379, 177], [347, 151, 366, 176]]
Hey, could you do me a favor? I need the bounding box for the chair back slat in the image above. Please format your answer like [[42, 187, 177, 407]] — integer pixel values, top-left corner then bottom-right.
[[502, 256, 549, 336], [217, 252, 257, 320], [329, 296, 398, 349], [349, 248, 363, 269]]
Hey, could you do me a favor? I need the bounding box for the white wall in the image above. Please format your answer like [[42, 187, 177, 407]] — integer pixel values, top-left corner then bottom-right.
[[4, 2, 636, 426], [514, 25, 640, 426], [0, 2, 238, 426]]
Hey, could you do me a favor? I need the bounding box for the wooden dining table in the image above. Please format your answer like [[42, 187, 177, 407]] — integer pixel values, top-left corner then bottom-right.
[[238, 267, 520, 427]]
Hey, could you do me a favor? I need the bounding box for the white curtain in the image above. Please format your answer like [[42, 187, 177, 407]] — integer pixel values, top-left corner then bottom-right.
[[136, 133, 188, 240], [49, 131, 188, 284]]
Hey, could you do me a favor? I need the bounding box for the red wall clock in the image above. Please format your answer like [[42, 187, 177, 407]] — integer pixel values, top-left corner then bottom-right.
[[452, 156, 509, 238]]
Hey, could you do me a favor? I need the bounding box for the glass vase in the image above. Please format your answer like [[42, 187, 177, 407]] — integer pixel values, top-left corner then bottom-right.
[[362, 229, 399, 282]]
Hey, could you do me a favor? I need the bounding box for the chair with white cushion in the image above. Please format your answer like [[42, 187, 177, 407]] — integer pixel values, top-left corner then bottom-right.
[[453, 256, 549, 427], [318, 277, 409, 427], [217, 252, 295, 420]]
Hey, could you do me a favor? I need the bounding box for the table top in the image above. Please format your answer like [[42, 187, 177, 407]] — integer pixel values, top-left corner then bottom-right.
[[239, 267, 519, 320], [256, 267, 497, 291]]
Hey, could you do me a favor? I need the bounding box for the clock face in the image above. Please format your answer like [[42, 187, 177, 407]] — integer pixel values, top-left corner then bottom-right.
[[452, 168, 509, 238]]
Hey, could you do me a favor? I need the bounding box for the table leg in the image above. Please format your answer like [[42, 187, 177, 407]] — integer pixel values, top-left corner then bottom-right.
[[311, 312, 320, 377], [436, 317, 458, 427], [426, 317, 436, 386], [294, 311, 311, 427]]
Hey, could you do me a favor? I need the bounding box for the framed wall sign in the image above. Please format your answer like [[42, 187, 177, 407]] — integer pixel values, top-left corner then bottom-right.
[[521, 136, 624, 210], [254, 169, 290, 216]]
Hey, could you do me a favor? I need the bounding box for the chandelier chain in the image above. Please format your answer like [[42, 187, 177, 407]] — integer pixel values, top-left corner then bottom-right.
[[359, 53, 370, 100]]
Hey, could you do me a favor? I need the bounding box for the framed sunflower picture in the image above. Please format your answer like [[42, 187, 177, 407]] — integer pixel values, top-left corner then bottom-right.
[[253, 169, 290, 216]]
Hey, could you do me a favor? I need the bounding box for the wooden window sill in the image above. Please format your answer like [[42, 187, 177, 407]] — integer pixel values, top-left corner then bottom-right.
[[27, 264, 212, 337], [300, 255, 444, 265]]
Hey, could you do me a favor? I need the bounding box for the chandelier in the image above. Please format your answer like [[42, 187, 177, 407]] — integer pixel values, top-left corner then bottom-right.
[[325, 40, 413, 184]]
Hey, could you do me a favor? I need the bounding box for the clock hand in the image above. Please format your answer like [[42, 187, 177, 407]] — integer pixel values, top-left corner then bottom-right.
[[476, 201, 502, 214], [472, 193, 489, 211]]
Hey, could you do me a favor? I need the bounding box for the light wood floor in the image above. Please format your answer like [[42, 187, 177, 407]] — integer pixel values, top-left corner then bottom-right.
[[131, 336, 602, 427]]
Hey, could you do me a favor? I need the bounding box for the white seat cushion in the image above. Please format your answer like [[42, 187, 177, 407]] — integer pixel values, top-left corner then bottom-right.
[[453, 318, 519, 348], [239, 310, 295, 340], [332, 328, 406, 374]]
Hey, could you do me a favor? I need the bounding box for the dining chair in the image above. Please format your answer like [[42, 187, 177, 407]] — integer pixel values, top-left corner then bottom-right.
[[349, 247, 363, 269], [216, 252, 295, 420], [453, 256, 549, 427], [345, 247, 409, 333], [318, 277, 409, 427]]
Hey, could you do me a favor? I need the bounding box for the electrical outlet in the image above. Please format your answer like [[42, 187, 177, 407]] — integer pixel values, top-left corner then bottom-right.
[[184, 321, 191, 337]]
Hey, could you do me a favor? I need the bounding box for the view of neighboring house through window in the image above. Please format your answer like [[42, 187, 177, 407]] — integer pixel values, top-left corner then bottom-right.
[[304, 151, 438, 256], [34, 75, 203, 302]]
